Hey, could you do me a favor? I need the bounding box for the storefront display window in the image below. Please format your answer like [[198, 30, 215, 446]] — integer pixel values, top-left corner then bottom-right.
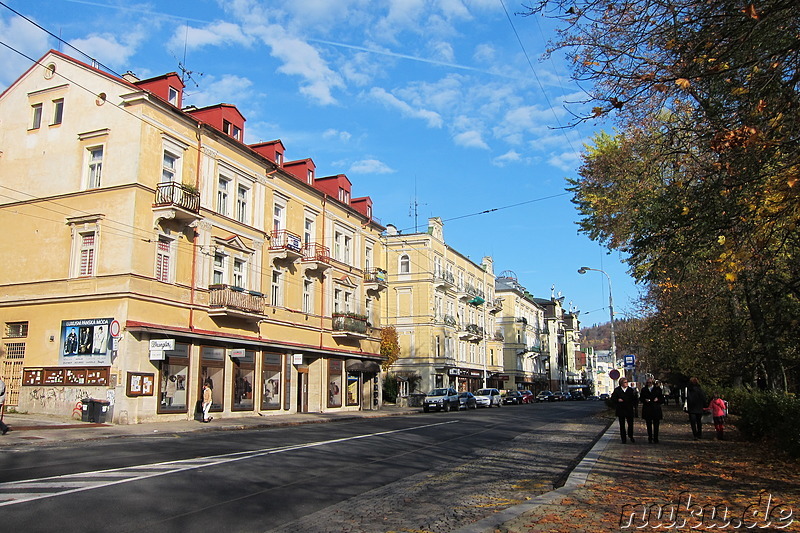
[[261, 352, 282, 410], [201, 346, 225, 411], [158, 343, 189, 413], [232, 350, 255, 411], [346, 373, 359, 406], [328, 359, 342, 408]]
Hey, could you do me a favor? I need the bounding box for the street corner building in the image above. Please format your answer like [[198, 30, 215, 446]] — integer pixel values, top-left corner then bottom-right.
[[0, 50, 389, 424]]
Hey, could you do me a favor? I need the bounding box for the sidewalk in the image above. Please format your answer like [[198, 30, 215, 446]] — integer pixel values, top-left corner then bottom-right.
[[462, 406, 800, 533], [0, 405, 419, 447]]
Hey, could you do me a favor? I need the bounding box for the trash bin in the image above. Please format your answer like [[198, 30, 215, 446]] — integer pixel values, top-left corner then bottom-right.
[[80, 398, 92, 422], [82, 398, 111, 423], [92, 400, 110, 423]]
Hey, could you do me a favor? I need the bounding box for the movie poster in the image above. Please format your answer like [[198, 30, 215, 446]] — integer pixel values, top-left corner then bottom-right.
[[60, 318, 113, 366]]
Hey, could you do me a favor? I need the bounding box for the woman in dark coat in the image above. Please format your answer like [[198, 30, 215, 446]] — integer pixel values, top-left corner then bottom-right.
[[685, 377, 708, 440], [640, 378, 665, 443]]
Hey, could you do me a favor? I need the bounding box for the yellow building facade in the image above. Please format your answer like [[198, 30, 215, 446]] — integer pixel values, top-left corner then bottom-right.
[[0, 51, 386, 423], [383, 218, 504, 392]]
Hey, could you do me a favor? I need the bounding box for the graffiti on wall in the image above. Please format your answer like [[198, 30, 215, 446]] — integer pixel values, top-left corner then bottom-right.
[[27, 387, 92, 412]]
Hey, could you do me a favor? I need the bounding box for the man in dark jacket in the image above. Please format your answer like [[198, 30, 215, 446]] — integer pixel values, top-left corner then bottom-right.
[[610, 377, 638, 443], [686, 377, 708, 440], [640, 378, 665, 443]]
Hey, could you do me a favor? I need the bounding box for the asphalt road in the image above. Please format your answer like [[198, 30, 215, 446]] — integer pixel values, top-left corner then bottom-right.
[[0, 401, 607, 533]]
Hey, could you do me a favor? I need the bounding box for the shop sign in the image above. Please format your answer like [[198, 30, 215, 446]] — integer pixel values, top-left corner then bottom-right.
[[230, 348, 246, 358], [149, 349, 165, 361], [292, 353, 304, 365], [150, 339, 175, 351], [447, 368, 460, 376]]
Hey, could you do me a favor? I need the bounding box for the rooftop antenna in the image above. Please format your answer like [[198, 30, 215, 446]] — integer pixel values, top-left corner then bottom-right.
[[409, 176, 427, 233], [175, 22, 203, 89]]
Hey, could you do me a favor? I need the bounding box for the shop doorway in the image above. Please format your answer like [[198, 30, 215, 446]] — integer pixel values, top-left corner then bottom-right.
[[296, 369, 308, 413]]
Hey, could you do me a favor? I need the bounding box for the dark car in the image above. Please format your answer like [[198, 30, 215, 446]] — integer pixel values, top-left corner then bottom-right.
[[551, 391, 567, 402], [423, 388, 460, 412], [520, 390, 535, 404], [571, 390, 585, 400], [599, 393, 610, 401], [536, 390, 554, 402], [458, 391, 477, 410], [502, 390, 524, 405]]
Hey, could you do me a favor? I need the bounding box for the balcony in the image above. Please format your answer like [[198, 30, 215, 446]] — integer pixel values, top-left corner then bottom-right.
[[269, 230, 303, 262], [493, 330, 505, 342], [301, 242, 331, 275], [332, 313, 369, 339], [488, 297, 504, 314], [458, 323, 484, 342], [433, 270, 455, 290], [443, 314, 457, 328], [364, 268, 388, 292], [208, 285, 265, 321], [152, 182, 201, 228]]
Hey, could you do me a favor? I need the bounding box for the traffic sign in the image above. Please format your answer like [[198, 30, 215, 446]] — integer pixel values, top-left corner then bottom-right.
[[609, 369, 620, 380]]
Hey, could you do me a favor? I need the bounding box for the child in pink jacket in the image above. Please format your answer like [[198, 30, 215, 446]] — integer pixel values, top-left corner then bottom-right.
[[708, 393, 727, 440]]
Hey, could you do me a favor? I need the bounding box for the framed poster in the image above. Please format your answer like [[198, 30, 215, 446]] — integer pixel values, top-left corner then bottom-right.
[[127, 372, 155, 397], [60, 318, 113, 366], [328, 359, 342, 408]]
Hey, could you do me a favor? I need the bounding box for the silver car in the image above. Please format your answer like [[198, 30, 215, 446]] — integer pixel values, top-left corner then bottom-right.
[[423, 388, 460, 412], [474, 388, 503, 408]]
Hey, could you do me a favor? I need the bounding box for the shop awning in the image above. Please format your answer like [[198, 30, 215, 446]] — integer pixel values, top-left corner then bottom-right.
[[346, 359, 382, 373]]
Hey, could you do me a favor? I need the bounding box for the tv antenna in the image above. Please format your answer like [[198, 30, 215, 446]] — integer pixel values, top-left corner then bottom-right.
[[409, 176, 427, 232], [174, 22, 203, 89]]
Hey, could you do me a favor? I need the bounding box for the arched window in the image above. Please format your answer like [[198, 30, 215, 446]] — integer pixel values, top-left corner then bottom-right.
[[399, 254, 410, 274]]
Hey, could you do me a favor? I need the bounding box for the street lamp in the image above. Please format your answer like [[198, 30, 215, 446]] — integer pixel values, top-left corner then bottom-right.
[[577, 266, 617, 370]]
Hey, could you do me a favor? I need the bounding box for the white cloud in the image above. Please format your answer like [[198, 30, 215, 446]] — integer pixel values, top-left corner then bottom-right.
[[185, 74, 255, 109], [348, 159, 395, 174], [429, 40, 455, 63], [68, 28, 147, 69], [0, 15, 50, 90], [548, 150, 581, 172], [492, 150, 524, 167], [168, 21, 252, 51], [323, 129, 352, 142], [453, 130, 489, 150], [473, 43, 495, 63], [369, 87, 443, 128]]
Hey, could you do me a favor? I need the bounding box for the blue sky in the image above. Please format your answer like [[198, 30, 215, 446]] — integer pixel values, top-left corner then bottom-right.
[[0, 0, 640, 325]]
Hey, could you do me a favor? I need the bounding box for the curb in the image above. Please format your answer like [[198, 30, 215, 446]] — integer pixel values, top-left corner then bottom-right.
[[453, 421, 615, 533]]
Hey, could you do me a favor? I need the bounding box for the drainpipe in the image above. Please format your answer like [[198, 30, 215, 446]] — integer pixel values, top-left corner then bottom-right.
[[189, 123, 202, 332], [319, 194, 327, 349]]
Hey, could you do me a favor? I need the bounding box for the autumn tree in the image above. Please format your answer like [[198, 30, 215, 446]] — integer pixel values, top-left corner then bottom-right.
[[523, 0, 800, 389], [380, 325, 401, 372]]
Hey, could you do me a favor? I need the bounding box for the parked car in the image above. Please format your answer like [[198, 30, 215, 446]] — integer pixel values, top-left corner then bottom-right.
[[571, 390, 585, 401], [599, 393, 610, 401], [458, 391, 477, 410], [520, 390, 535, 404], [502, 390, 524, 405], [551, 391, 567, 401], [586, 395, 600, 401], [474, 388, 503, 408], [535, 390, 554, 402], [423, 388, 460, 412]]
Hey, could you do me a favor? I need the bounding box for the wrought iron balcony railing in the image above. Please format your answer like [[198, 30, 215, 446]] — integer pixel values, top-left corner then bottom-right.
[[154, 182, 200, 213]]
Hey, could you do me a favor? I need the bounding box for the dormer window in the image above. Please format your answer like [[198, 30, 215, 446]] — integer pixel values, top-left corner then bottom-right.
[[307, 169, 313, 184], [168, 86, 179, 106], [222, 120, 242, 141], [275, 151, 283, 165], [338, 188, 350, 204]]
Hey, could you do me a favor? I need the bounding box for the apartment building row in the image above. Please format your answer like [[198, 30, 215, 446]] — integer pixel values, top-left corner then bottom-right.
[[0, 50, 388, 423], [0, 51, 584, 424], [383, 217, 583, 396]]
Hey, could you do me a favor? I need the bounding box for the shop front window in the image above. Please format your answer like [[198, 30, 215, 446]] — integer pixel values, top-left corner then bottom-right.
[[346, 373, 359, 406], [261, 352, 283, 410], [158, 343, 189, 413], [201, 346, 225, 411], [232, 350, 255, 411], [328, 359, 343, 408]]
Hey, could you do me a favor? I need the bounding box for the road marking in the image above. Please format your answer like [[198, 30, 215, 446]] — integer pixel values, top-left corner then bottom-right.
[[0, 420, 458, 507]]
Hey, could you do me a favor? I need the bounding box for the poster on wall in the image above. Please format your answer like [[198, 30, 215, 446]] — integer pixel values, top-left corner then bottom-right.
[[60, 318, 113, 366]]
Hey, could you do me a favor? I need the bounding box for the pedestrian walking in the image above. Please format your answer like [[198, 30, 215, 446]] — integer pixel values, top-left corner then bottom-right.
[[684, 377, 708, 440], [640, 378, 664, 443], [201, 380, 213, 423], [610, 377, 638, 443], [708, 392, 728, 440], [0, 377, 10, 435]]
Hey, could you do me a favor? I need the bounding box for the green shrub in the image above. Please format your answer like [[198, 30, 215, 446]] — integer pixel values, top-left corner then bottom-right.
[[383, 374, 399, 403], [721, 388, 800, 458]]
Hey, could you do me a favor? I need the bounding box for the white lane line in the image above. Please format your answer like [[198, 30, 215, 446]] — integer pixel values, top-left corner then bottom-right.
[[0, 420, 458, 507]]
